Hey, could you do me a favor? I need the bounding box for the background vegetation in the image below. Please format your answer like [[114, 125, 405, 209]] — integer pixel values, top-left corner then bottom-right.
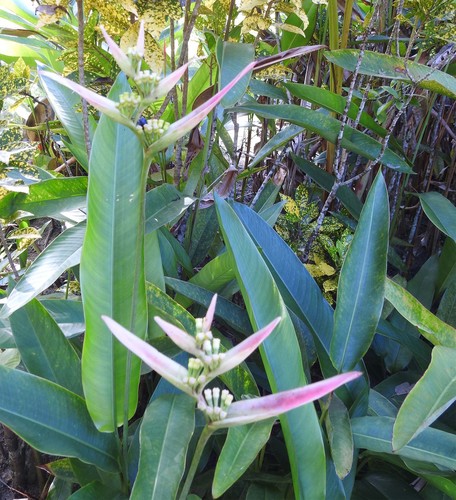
[[0, 0, 455, 498]]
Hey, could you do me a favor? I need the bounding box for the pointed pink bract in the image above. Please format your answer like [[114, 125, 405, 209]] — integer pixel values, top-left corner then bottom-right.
[[102, 315, 192, 396], [154, 316, 200, 356], [100, 26, 136, 78], [209, 371, 362, 428], [203, 294, 218, 332]]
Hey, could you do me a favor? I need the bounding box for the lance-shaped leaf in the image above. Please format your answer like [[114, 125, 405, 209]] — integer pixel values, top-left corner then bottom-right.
[[147, 61, 257, 154], [37, 70, 135, 129], [208, 371, 362, 428], [101, 316, 191, 396]]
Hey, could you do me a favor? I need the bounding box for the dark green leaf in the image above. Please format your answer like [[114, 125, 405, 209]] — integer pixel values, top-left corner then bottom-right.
[[0, 366, 119, 472], [331, 173, 389, 371], [131, 395, 195, 499]]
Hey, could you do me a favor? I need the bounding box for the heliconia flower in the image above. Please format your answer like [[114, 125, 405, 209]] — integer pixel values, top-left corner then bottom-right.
[[206, 371, 362, 429], [153, 294, 281, 378], [146, 60, 257, 155], [38, 69, 136, 130], [101, 315, 193, 397]]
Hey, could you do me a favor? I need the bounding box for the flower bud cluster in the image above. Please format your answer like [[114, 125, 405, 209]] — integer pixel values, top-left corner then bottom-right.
[[116, 92, 141, 119], [134, 70, 160, 97], [137, 119, 170, 146], [183, 358, 207, 392], [127, 46, 144, 74], [195, 323, 225, 371], [198, 388, 233, 422]]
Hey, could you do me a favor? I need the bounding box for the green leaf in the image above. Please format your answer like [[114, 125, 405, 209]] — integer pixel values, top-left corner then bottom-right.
[[186, 205, 219, 266], [0, 221, 85, 319], [324, 50, 456, 99], [384, 278, 456, 348], [41, 299, 85, 338], [217, 41, 255, 107], [0, 35, 60, 66], [331, 173, 389, 371], [393, 346, 456, 450], [69, 481, 127, 500], [436, 237, 456, 296], [213, 420, 274, 498], [80, 74, 147, 431], [249, 125, 303, 169], [437, 277, 456, 328], [145, 184, 195, 234], [233, 103, 412, 172], [325, 396, 353, 479], [418, 192, 456, 243], [0, 177, 87, 222], [39, 69, 96, 169], [0, 366, 119, 472], [215, 196, 326, 499], [164, 278, 252, 334], [131, 395, 195, 499], [246, 482, 284, 499], [231, 202, 368, 413], [284, 83, 396, 145], [9, 298, 83, 395], [351, 416, 456, 470]]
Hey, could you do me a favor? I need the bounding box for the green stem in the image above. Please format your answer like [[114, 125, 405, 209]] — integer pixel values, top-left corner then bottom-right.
[[179, 426, 214, 500]]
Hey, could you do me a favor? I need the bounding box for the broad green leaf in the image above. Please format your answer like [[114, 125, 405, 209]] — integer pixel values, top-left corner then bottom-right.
[[351, 416, 456, 470], [41, 299, 85, 338], [249, 125, 303, 169], [325, 50, 456, 99], [39, 69, 96, 169], [376, 319, 431, 371], [217, 41, 255, 107], [68, 481, 127, 500], [331, 173, 389, 371], [232, 202, 334, 365], [146, 282, 195, 334], [0, 366, 119, 472], [385, 278, 456, 348], [246, 483, 284, 499], [81, 74, 147, 431], [437, 277, 456, 328], [325, 396, 353, 479], [233, 103, 412, 172], [0, 177, 87, 221], [232, 202, 369, 415], [0, 348, 20, 368], [0, 221, 85, 319], [436, 238, 456, 296], [418, 192, 456, 242], [164, 278, 252, 334], [213, 419, 274, 498], [186, 205, 219, 266], [215, 196, 326, 499], [131, 395, 195, 499], [393, 346, 456, 450], [0, 34, 59, 66], [10, 298, 83, 395], [284, 83, 396, 144], [292, 154, 363, 219], [145, 184, 195, 234]]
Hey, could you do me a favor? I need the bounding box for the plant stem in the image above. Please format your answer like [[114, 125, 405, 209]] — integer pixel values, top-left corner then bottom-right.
[[179, 426, 213, 500]]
